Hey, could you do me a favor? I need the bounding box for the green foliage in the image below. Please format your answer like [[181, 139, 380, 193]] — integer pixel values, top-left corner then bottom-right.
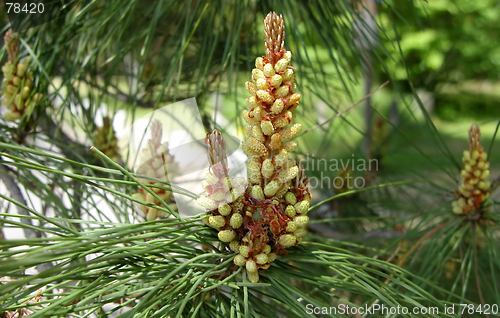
[[0, 0, 499, 317]]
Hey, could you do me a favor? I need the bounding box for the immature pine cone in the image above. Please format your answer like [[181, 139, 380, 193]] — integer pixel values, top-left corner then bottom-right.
[[451, 124, 490, 215], [1, 29, 41, 121]]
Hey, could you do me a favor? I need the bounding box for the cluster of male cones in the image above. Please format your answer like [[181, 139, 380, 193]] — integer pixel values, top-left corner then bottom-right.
[[452, 124, 491, 215], [196, 12, 311, 283], [1, 29, 41, 121]]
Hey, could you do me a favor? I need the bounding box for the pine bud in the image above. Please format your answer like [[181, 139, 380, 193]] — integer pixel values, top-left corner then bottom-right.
[[255, 253, 269, 264], [246, 96, 258, 109], [294, 215, 309, 226], [251, 185, 265, 200], [252, 125, 265, 142], [247, 160, 262, 184], [481, 170, 490, 180], [263, 244, 272, 254], [294, 228, 307, 238], [243, 137, 268, 157], [294, 200, 310, 214], [211, 191, 225, 201], [256, 78, 269, 90], [255, 57, 265, 70], [270, 74, 283, 88], [273, 117, 289, 128], [283, 141, 298, 152], [252, 68, 265, 80], [276, 85, 289, 98], [261, 120, 274, 136], [285, 205, 296, 217], [253, 106, 264, 121], [279, 234, 297, 247], [208, 215, 226, 228], [230, 213, 243, 228], [234, 254, 247, 266], [218, 202, 232, 216], [287, 93, 301, 106], [261, 159, 274, 179], [281, 123, 302, 139], [264, 180, 280, 197], [243, 110, 258, 124], [239, 245, 250, 257], [274, 58, 289, 72], [278, 165, 299, 183], [269, 133, 282, 150], [247, 270, 259, 283], [282, 68, 294, 81], [12, 76, 20, 86], [245, 81, 257, 95], [218, 230, 236, 242], [246, 259, 258, 272], [16, 63, 26, 77], [268, 253, 277, 262], [271, 99, 285, 114], [205, 173, 219, 185], [147, 208, 158, 221], [274, 149, 288, 168], [285, 192, 297, 205], [283, 51, 292, 61], [286, 221, 298, 232], [229, 240, 240, 253], [256, 90, 274, 104], [245, 126, 253, 138], [263, 63, 276, 77]]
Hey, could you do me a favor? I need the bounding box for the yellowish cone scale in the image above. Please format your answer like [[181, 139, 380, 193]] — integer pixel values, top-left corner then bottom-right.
[[218, 202, 232, 216], [264, 180, 280, 197], [218, 230, 236, 242], [261, 159, 274, 179], [230, 213, 243, 229], [261, 120, 274, 136], [270, 74, 283, 88], [239, 245, 250, 258], [294, 215, 309, 226], [279, 234, 297, 247], [208, 215, 226, 228], [245, 81, 257, 95], [247, 270, 259, 283], [294, 200, 310, 214], [263, 244, 272, 254], [263, 63, 276, 77], [234, 254, 247, 266], [255, 253, 269, 264], [255, 57, 265, 70], [256, 90, 274, 104], [269, 133, 282, 150], [286, 221, 298, 232], [285, 205, 296, 217], [274, 58, 289, 72], [246, 259, 258, 273], [271, 99, 284, 114], [245, 96, 258, 109], [251, 185, 265, 200], [197, 196, 217, 210], [256, 78, 269, 90], [229, 240, 240, 253]]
